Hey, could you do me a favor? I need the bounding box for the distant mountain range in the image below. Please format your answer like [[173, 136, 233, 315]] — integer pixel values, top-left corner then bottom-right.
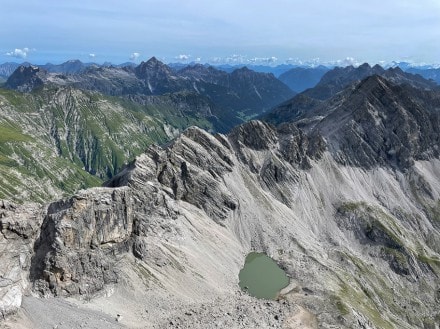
[[5, 57, 295, 128], [0, 60, 136, 81], [3, 58, 439, 92]]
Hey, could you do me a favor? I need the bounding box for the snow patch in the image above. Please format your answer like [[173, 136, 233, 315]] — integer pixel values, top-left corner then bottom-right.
[[253, 85, 262, 100]]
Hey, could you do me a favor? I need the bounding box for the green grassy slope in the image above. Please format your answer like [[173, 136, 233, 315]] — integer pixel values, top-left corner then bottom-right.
[[0, 87, 214, 203]]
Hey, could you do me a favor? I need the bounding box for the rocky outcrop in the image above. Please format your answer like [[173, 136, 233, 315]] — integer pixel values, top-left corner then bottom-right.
[[0, 201, 44, 318], [5, 66, 47, 92], [108, 127, 238, 223], [30, 188, 132, 296]]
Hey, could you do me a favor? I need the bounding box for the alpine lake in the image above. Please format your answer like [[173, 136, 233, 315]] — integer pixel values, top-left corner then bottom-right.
[[238, 252, 289, 299]]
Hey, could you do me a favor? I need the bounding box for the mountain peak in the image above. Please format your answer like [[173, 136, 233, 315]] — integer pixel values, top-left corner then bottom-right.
[[5, 65, 47, 92], [358, 62, 371, 69], [135, 57, 173, 80], [136, 57, 169, 71], [388, 66, 404, 74], [146, 56, 159, 64]]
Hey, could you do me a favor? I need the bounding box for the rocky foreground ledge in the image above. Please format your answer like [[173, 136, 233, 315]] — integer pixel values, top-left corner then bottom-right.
[[1, 120, 440, 328]]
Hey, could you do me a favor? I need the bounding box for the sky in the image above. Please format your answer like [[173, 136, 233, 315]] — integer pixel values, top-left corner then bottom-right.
[[1, 0, 440, 66]]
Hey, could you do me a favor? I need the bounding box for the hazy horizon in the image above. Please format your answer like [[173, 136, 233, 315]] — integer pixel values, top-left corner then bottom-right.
[[2, 0, 440, 66]]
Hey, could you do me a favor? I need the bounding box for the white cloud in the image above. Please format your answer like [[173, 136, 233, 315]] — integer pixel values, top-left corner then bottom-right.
[[5, 47, 32, 59], [285, 57, 323, 67], [89, 53, 96, 59], [227, 54, 247, 63], [210, 54, 247, 64], [209, 55, 280, 65], [249, 56, 278, 64], [129, 52, 141, 61], [175, 54, 191, 61], [334, 57, 361, 67]]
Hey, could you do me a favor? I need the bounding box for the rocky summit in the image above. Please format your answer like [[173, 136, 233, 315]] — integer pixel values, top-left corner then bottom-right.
[[1, 70, 440, 329]]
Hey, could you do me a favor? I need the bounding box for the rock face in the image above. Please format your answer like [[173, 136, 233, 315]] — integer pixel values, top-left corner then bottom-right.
[[30, 188, 132, 296], [1, 75, 440, 328], [0, 201, 45, 318], [5, 66, 47, 92]]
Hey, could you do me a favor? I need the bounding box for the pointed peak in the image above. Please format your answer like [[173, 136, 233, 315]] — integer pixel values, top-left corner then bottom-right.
[[146, 56, 162, 65], [134, 56, 173, 79], [135, 57, 160, 68], [372, 64, 384, 70], [388, 66, 404, 74]]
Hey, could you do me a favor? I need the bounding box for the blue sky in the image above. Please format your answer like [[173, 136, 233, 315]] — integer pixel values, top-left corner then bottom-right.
[[1, 0, 440, 65]]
